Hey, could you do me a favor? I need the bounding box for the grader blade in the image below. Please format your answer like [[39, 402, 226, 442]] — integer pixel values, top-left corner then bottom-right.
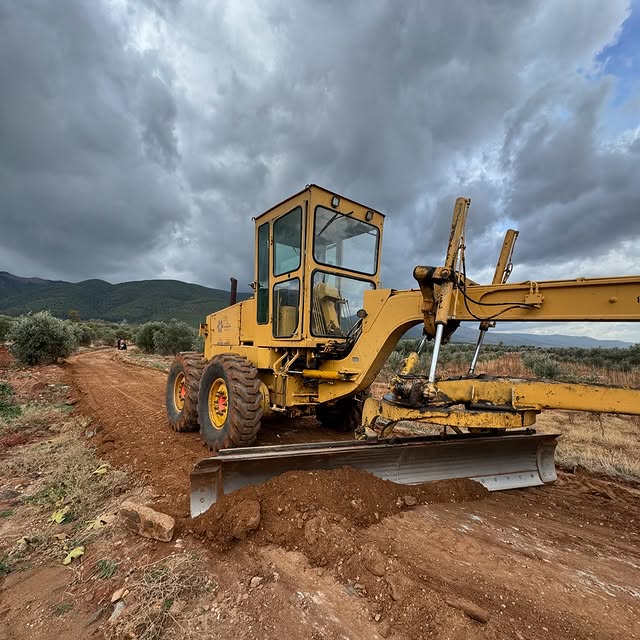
[[190, 432, 558, 517]]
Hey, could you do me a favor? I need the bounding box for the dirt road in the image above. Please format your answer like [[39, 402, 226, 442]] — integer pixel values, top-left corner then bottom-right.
[[68, 350, 351, 525], [66, 350, 640, 640]]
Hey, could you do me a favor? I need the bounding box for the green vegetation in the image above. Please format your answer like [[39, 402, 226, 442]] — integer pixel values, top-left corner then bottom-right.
[[522, 352, 561, 380], [0, 382, 20, 419], [53, 602, 73, 616], [135, 321, 166, 353], [392, 340, 640, 374], [0, 554, 11, 576], [0, 315, 13, 340], [0, 272, 243, 326], [96, 558, 118, 579], [384, 340, 640, 387], [70, 322, 94, 347], [152, 320, 199, 355], [135, 320, 200, 356], [7, 311, 76, 365]]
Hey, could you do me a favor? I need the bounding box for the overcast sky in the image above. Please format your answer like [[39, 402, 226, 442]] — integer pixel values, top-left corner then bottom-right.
[[0, 0, 639, 340]]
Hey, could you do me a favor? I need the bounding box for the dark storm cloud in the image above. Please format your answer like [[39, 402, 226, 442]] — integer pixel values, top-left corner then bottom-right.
[[0, 0, 186, 280], [501, 78, 640, 267], [0, 0, 637, 308]]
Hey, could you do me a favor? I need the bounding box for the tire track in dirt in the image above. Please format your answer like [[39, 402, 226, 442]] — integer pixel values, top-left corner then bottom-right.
[[66, 350, 351, 523], [68, 350, 205, 522]]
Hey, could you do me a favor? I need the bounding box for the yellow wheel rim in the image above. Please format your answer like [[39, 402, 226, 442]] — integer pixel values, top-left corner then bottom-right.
[[173, 372, 186, 412], [208, 377, 229, 430]]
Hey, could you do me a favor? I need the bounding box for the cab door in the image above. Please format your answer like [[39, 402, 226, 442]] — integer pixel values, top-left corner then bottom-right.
[[271, 204, 304, 340]]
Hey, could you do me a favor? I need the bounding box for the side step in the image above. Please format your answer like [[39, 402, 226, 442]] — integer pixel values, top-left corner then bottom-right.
[[190, 432, 559, 517]]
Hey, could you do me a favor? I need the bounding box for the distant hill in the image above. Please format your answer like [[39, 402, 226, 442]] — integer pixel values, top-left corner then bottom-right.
[[452, 325, 633, 348], [0, 271, 249, 325], [404, 325, 633, 349], [403, 324, 633, 349]]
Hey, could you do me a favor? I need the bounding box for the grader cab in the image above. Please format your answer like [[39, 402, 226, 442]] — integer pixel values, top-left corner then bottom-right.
[[165, 185, 640, 516]]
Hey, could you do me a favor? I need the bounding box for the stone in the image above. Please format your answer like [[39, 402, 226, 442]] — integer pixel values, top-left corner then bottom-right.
[[362, 543, 387, 577], [108, 600, 126, 623], [249, 576, 263, 589], [403, 495, 418, 507], [86, 606, 105, 626], [111, 587, 129, 603], [0, 499, 18, 511], [445, 597, 490, 623], [170, 600, 186, 615], [0, 489, 20, 501], [385, 573, 414, 602], [229, 499, 261, 540], [119, 501, 175, 542], [379, 621, 392, 638], [30, 381, 47, 396]]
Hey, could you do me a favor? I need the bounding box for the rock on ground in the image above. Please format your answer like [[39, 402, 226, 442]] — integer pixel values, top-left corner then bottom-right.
[[119, 501, 175, 542]]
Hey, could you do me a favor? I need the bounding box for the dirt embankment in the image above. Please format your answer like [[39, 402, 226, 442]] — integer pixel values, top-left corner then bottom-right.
[[2, 348, 638, 640]]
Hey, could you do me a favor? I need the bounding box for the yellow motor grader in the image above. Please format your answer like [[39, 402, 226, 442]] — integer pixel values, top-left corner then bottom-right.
[[164, 185, 640, 516]]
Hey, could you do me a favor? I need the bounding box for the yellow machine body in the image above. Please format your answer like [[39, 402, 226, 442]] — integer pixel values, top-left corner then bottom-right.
[[177, 186, 640, 515], [197, 186, 640, 425]]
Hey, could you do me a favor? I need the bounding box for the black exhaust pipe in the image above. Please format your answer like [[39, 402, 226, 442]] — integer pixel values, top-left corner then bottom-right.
[[229, 277, 238, 306]]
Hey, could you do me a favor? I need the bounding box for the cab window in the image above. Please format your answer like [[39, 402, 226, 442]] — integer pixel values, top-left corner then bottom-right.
[[273, 279, 300, 337], [274, 206, 302, 276], [256, 222, 269, 324], [313, 206, 379, 275]]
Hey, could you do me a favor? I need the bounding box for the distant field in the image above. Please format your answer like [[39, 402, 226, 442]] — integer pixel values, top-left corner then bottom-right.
[[377, 346, 640, 482]]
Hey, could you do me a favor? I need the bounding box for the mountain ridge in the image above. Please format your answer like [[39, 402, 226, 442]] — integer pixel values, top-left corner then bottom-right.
[[0, 271, 249, 325]]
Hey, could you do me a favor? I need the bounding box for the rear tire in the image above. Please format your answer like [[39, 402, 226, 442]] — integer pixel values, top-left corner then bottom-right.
[[166, 352, 205, 432], [198, 353, 263, 451]]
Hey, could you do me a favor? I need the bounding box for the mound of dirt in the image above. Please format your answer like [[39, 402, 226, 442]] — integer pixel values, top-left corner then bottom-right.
[[194, 467, 487, 564]]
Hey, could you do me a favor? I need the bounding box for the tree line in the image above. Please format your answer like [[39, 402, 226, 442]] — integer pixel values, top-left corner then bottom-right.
[[1, 312, 201, 365]]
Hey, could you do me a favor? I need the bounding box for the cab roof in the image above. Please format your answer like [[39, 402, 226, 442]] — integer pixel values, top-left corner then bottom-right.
[[253, 184, 386, 223]]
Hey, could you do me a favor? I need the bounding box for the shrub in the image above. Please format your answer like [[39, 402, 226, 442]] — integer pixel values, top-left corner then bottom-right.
[[135, 322, 166, 353], [70, 323, 95, 347], [7, 312, 76, 365], [153, 320, 198, 356], [94, 326, 118, 347], [0, 316, 13, 341], [522, 352, 560, 380]]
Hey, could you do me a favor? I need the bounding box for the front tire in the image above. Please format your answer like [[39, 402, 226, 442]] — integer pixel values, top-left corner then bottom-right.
[[316, 390, 369, 433], [166, 352, 205, 432], [198, 354, 263, 451]]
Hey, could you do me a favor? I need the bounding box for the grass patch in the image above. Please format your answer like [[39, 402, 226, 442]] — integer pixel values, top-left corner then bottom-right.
[[539, 411, 640, 481], [53, 602, 73, 616], [20, 436, 130, 521], [0, 554, 11, 575], [0, 401, 66, 440], [0, 417, 132, 569], [107, 554, 209, 640], [96, 559, 118, 579], [0, 382, 20, 419], [0, 509, 15, 518]]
